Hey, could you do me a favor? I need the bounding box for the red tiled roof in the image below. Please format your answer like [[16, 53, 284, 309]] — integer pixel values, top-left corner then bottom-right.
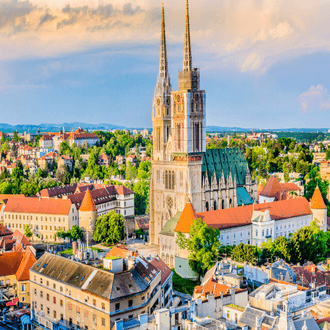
[[0, 224, 13, 237], [292, 264, 330, 290], [260, 175, 284, 198], [11, 230, 31, 252], [310, 186, 327, 209], [281, 182, 301, 191], [79, 189, 97, 212], [4, 197, 72, 215], [150, 257, 172, 285], [316, 317, 330, 325], [115, 185, 134, 195]]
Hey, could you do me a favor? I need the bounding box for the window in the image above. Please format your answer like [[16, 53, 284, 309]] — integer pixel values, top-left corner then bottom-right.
[[93, 299, 96, 306], [53, 297, 56, 304], [115, 303, 120, 311], [47, 307, 50, 315], [41, 304, 43, 311], [46, 294, 49, 301], [40, 278, 43, 284], [47, 281, 49, 287], [85, 310, 88, 318], [53, 283, 56, 289], [129, 315, 133, 320], [21, 284, 26, 292], [128, 300, 133, 308], [77, 306, 80, 315], [102, 302, 105, 310], [40, 291, 43, 298], [60, 299, 63, 307], [93, 314, 97, 324], [102, 318, 105, 327], [34, 289, 37, 295], [53, 311, 56, 319], [60, 286, 63, 292], [69, 303, 72, 311]]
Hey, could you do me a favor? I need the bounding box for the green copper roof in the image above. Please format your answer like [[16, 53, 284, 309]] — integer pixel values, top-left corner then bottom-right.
[[159, 212, 182, 237], [236, 187, 254, 206], [202, 148, 248, 185]]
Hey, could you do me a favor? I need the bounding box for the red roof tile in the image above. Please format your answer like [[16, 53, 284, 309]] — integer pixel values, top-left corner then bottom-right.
[[0, 224, 13, 237], [0, 251, 23, 276], [105, 245, 132, 259], [260, 175, 284, 198], [150, 257, 172, 285], [115, 185, 134, 195], [194, 277, 231, 299]]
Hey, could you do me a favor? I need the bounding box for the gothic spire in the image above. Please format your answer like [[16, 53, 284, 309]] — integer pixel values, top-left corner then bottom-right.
[[183, 0, 192, 71], [159, 3, 168, 79]]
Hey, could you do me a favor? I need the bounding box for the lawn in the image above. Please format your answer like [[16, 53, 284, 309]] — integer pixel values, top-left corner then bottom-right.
[[60, 248, 73, 255], [171, 269, 198, 296]]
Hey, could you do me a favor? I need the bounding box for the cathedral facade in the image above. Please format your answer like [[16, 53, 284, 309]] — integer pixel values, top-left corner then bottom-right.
[[150, 1, 257, 245]]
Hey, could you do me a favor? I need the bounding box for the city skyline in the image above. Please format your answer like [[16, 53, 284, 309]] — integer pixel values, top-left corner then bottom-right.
[[1, 0, 330, 128]]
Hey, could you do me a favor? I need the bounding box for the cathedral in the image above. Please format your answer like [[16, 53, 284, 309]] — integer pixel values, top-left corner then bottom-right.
[[150, 1, 257, 245]]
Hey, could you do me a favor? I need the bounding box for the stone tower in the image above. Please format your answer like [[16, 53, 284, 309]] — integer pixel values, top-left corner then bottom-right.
[[150, 1, 206, 245], [79, 189, 97, 244]]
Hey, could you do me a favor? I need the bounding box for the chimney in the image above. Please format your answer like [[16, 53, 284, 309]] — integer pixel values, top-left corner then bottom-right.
[[72, 241, 77, 255]]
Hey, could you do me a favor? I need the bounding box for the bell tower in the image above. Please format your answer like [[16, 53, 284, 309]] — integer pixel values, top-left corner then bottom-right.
[[152, 3, 172, 162]]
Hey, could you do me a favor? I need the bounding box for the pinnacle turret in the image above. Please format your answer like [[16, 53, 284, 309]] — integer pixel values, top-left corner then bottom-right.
[[159, 3, 169, 78], [183, 0, 192, 71]]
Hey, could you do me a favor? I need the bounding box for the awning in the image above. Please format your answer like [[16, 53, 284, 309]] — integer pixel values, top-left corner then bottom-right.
[[6, 298, 19, 306]]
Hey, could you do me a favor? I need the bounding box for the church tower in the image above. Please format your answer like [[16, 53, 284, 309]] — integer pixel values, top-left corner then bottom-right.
[[150, 1, 206, 245], [152, 3, 172, 162]]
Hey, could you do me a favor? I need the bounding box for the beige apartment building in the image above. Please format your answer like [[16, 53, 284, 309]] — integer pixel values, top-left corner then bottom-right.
[[1, 197, 78, 241], [30, 253, 162, 330]]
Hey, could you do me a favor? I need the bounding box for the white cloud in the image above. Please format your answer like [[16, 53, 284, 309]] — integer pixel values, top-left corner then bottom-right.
[[241, 52, 261, 72], [297, 85, 330, 112]]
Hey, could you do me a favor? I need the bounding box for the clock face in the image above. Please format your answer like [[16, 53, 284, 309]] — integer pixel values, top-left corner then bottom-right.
[[157, 98, 161, 106]]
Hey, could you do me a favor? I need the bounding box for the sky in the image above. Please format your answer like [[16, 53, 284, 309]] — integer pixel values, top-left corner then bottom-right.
[[1, 0, 330, 129]]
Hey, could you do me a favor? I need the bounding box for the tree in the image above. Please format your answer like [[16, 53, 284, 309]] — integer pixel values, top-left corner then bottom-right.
[[176, 218, 221, 281], [68, 225, 83, 241], [290, 221, 329, 264], [55, 228, 67, 240], [24, 224, 33, 238], [13, 130, 20, 142], [93, 211, 125, 245], [231, 243, 259, 265]]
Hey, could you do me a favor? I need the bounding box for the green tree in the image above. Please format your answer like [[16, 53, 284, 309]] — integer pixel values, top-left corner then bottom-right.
[[176, 218, 221, 281], [231, 243, 259, 265], [24, 224, 33, 238], [13, 130, 20, 142], [290, 221, 328, 264], [93, 211, 125, 245], [55, 227, 67, 240], [68, 225, 83, 241]]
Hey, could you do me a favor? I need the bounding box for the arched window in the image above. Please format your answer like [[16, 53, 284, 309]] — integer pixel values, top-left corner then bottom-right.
[[266, 229, 269, 237], [214, 201, 217, 210], [205, 202, 209, 212], [256, 229, 258, 237], [229, 199, 232, 208], [222, 200, 224, 209]]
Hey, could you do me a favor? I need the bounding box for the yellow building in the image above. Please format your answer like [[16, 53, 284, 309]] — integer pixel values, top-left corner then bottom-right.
[[1, 196, 78, 242], [320, 160, 330, 200], [30, 253, 162, 330], [0, 246, 36, 305]]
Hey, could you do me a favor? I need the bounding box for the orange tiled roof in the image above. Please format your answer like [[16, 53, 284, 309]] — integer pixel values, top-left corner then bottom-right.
[[0, 251, 24, 276], [281, 182, 301, 191], [11, 230, 31, 252], [260, 175, 284, 198], [79, 189, 97, 212], [105, 245, 131, 259], [16, 246, 36, 281], [4, 197, 72, 215], [176, 198, 312, 233], [194, 277, 230, 299], [174, 202, 198, 233], [310, 186, 327, 209], [115, 185, 134, 196]]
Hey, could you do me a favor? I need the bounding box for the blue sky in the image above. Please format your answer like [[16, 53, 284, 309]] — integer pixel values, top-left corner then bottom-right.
[[1, 0, 330, 129]]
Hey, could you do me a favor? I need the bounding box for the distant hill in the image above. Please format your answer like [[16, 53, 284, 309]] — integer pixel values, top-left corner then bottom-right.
[[0, 122, 328, 134]]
